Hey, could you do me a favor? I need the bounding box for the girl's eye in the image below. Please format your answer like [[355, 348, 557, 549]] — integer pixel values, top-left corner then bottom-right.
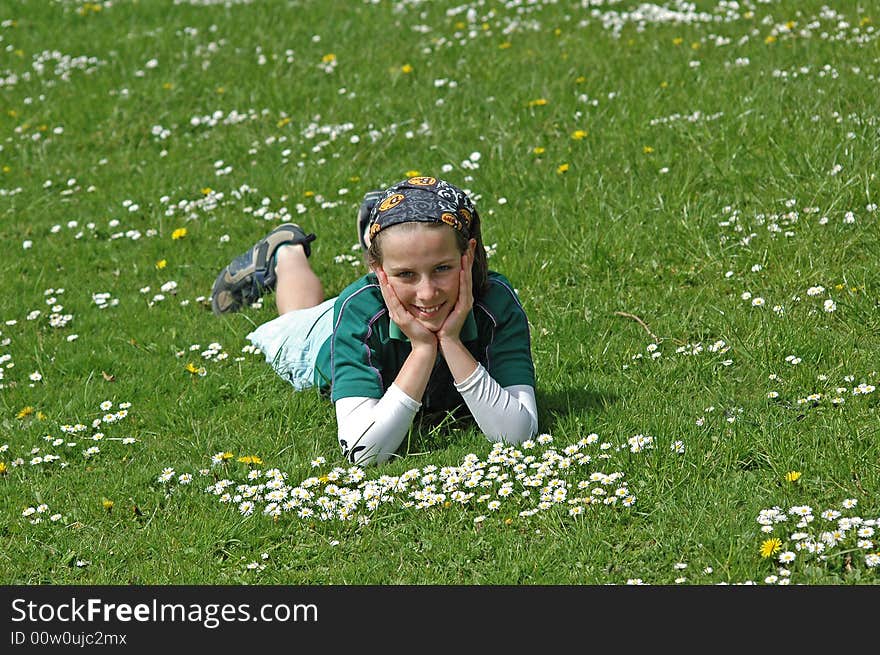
[[396, 271, 413, 279], [435, 265, 452, 272]]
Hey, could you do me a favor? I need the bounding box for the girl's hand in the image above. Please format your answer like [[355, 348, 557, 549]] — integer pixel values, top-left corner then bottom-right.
[[376, 269, 438, 350], [437, 250, 474, 345]]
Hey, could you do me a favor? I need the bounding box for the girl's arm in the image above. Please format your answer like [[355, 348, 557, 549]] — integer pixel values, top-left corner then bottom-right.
[[439, 254, 537, 443], [335, 384, 421, 466], [454, 364, 538, 444], [335, 269, 438, 465], [335, 372, 537, 466]]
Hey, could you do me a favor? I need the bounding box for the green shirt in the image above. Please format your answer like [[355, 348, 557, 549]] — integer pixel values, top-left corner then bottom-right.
[[314, 271, 535, 415]]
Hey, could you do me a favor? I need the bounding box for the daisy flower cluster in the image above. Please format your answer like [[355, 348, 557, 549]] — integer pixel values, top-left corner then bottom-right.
[[21, 503, 65, 526], [173, 341, 262, 377], [160, 432, 650, 529], [756, 499, 880, 582], [625, 338, 731, 367], [738, 284, 839, 317], [8, 400, 137, 478], [49, 216, 158, 242], [10, 401, 138, 529], [765, 371, 878, 411]]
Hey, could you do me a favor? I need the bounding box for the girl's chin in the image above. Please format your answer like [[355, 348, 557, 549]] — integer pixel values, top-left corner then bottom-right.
[[416, 317, 445, 333]]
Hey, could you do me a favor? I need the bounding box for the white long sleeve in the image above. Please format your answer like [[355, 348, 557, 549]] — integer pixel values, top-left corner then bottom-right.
[[335, 365, 538, 465], [335, 384, 420, 466], [453, 363, 538, 444]]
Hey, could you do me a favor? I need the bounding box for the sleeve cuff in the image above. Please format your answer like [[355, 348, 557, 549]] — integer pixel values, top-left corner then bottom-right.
[[453, 363, 486, 393], [387, 382, 422, 412]]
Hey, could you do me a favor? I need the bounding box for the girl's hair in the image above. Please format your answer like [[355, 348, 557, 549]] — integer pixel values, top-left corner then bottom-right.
[[367, 216, 490, 299]]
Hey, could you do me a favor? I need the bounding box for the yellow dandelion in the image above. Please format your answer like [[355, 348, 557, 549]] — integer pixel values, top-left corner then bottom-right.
[[184, 362, 201, 374], [215, 86, 225, 94], [277, 117, 291, 128], [443, 501, 451, 508], [660, 81, 669, 88], [528, 98, 548, 107], [16, 406, 34, 419], [162, 82, 173, 90], [319, 475, 330, 483], [220, 452, 234, 461], [303, 190, 315, 197], [643, 146, 654, 154], [237, 455, 263, 465], [760, 538, 782, 558], [102, 499, 114, 512], [785, 471, 802, 483], [78, 2, 103, 15], [36, 412, 47, 421], [672, 37, 683, 46], [765, 35, 777, 44], [171, 227, 187, 240], [691, 42, 701, 50], [321, 53, 336, 63], [0, 461, 6, 475], [556, 163, 569, 174], [405, 170, 420, 178], [2, 165, 10, 173], [860, 17, 872, 27], [575, 76, 586, 84], [401, 63, 413, 74], [155, 259, 167, 270], [499, 42, 512, 49], [571, 129, 588, 140], [201, 187, 213, 195], [532, 146, 545, 155], [504, 518, 514, 526]]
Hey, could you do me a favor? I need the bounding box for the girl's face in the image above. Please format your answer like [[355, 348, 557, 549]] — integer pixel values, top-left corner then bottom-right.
[[374, 224, 473, 332]]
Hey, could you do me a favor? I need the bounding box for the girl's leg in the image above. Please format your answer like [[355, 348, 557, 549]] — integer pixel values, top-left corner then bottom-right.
[[274, 244, 324, 314]]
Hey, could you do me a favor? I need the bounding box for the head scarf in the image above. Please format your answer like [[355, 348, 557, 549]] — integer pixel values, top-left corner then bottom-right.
[[367, 176, 476, 244]]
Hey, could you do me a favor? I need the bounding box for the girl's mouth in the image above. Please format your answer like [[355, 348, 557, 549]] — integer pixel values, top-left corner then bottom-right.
[[413, 303, 443, 316]]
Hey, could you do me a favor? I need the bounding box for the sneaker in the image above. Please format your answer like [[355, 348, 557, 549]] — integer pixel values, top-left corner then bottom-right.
[[211, 223, 316, 315], [356, 189, 383, 250]]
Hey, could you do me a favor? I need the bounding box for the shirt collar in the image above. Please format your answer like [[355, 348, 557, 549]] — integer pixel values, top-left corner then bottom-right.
[[389, 310, 478, 342]]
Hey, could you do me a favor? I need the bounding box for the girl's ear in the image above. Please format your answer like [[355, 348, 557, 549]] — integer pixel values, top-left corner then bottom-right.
[[467, 238, 477, 258]]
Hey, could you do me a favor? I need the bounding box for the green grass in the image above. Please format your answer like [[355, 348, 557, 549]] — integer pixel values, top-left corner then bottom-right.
[[1, 0, 879, 585]]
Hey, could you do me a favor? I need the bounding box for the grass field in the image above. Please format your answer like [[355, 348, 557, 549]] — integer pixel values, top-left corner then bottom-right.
[[1, 0, 879, 585]]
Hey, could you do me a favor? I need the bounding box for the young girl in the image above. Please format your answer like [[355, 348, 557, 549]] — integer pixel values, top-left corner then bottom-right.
[[211, 176, 538, 465]]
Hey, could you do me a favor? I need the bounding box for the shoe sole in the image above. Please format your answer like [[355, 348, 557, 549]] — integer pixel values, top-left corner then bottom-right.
[[211, 223, 313, 315]]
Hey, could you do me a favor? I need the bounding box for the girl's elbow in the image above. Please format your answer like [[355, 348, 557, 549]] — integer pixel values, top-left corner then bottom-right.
[[484, 418, 538, 446]]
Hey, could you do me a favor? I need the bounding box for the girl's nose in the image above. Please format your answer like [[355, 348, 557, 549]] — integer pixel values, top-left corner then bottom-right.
[[416, 278, 438, 301]]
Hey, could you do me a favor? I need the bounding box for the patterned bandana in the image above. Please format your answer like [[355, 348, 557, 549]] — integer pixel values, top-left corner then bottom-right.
[[368, 176, 476, 244]]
